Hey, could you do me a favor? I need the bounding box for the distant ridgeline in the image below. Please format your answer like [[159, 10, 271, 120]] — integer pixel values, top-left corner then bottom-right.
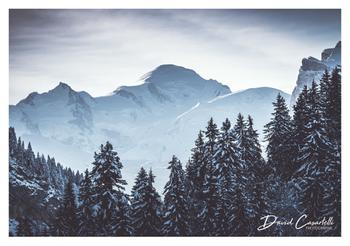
[[9, 67, 341, 236]]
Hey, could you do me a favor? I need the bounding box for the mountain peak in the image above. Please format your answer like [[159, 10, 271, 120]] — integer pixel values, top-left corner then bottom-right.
[[55, 82, 72, 90], [142, 64, 203, 84], [153, 64, 196, 73], [47, 82, 76, 96]]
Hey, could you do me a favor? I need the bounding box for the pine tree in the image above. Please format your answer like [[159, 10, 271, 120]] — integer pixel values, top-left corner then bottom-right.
[[16, 137, 25, 165], [130, 167, 150, 235], [78, 169, 95, 236], [326, 66, 341, 147], [24, 142, 35, 177], [292, 86, 309, 174], [185, 130, 206, 234], [212, 118, 237, 235], [90, 141, 132, 236], [145, 169, 163, 235], [245, 115, 269, 235], [131, 168, 163, 236], [17, 217, 32, 236], [205, 117, 219, 153], [198, 118, 220, 235], [264, 93, 293, 180], [246, 115, 264, 169], [233, 113, 249, 170], [186, 131, 206, 196], [162, 155, 190, 236], [52, 180, 79, 236], [9, 127, 17, 158], [319, 69, 331, 113], [230, 114, 251, 235]]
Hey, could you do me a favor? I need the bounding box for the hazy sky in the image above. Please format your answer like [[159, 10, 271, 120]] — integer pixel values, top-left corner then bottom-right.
[[9, 9, 341, 104]]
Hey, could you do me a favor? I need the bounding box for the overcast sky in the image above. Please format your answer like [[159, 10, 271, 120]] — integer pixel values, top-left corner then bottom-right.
[[9, 9, 341, 104]]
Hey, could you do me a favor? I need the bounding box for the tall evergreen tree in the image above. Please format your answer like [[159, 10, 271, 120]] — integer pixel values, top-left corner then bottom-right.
[[246, 115, 264, 169], [9, 127, 17, 158], [130, 167, 152, 235], [162, 155, 190, 236], [186, 131, 206, 199], [233, 113, 248, 159], [185, 130, 206, 234], [326, 66, 341, 147], [90, 141, 132, 236], [52, 180, 79, 236], [212, 118, 237, 235], [78, 169, 95, 236], [131, 168, 162, 235], [230, 114, 251, 235], [198, 118, 220, 235], [144, 169, 163, 235], [264, 93, 293, 180], [292, 86, 309, 174], [205, 117, 219, 153], [245, 115, 269, 235]]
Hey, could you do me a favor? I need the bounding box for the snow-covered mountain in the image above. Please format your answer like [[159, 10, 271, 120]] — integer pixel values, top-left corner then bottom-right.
[[10, 64, 289, 191], [290, 41, 341, 105]]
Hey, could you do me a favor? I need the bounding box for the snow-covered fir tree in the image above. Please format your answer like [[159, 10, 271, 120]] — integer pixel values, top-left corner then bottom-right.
[[185, 130, 206, 234], [245, 115, 269, 235], [326, 66, 341, 148], [230, 114, 251, 235], [198, 118, 220, 235], [131, 168, 163, 235], [9, 127, 17, 158], [264, 93, 294, 180], [212, 118, 237, 235], [162, 155, 190, 236], [292, 85, 309, 173], [144, 169, 163, 234], [78, 169, 95, 236], [90, 141, 132, 236], [52, 180, 79, 236], [319, 69, 331, 113]]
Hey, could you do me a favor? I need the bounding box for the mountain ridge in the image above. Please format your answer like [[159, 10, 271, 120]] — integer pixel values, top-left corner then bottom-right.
[[10, 64, 290, 191]]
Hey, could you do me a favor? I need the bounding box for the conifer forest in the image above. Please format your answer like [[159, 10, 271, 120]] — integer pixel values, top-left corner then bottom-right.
[[9, 67, 341, 236]]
